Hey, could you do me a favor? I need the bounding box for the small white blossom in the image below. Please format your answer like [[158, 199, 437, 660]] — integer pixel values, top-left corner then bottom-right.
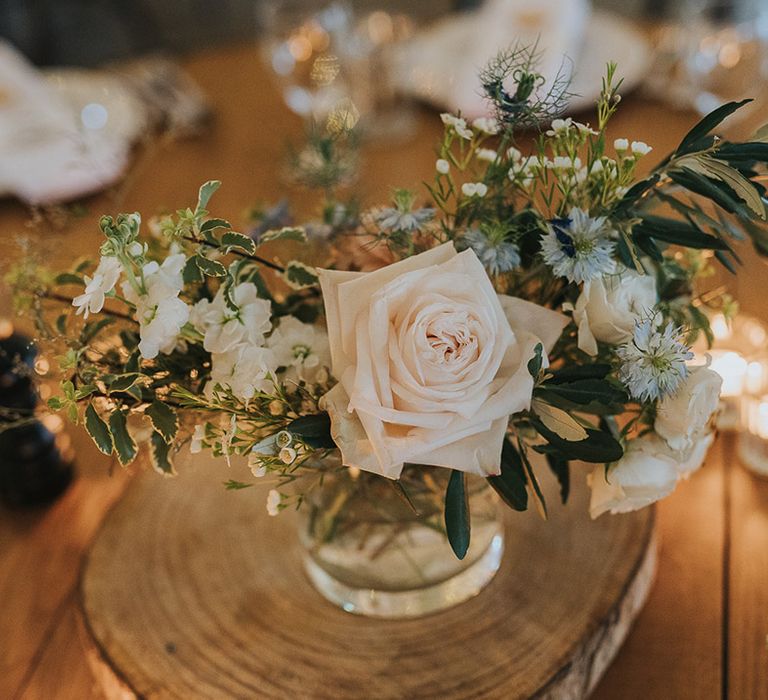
[[122, 253, 189, 359], [549, 156, 582, 170], [266, 489, 282, 516], [189, 424, 206, 454], [279, 446, 297, 464], [440, 113, 472, 139], [247, 451, 267, 478], [476, 148, 498, 162], [540, 208, 616, 284], [631, 140, 652, 156], [461, 182, 488, 198], [276, 430, 293, 448], [472, 116, 500, 134], [251, 434, 278, 456], [207, 344, 277, 400], [614, 138, 629, 152], [267, 316, 331, 386], [617, 318, 694, 402], [575, 121, 597, 135], [190, 282, 272, 354], [436, 158, 450, 174], [506, 146, 522, 161], [546, 117, 572, 135], [72, 256, 121, 319]]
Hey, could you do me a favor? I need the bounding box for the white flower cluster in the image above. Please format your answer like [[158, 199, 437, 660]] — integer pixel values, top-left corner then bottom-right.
[[190, 283, 331, 401], [72, 255, 122, 319]]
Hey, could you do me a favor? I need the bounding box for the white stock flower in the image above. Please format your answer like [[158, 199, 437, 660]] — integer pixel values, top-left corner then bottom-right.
[[191, 282, 272, 354], [476, 148, 498, 162], [436, 158, 450, 174], [617, 318, 693, 402], [123, 253, 189, 359], [631, 141, 652, 156], [207, 344, 276, 401], [317, 243, 568, 479], [461, 182, 488, 198], [655, 367, 722, 452], [72, 256, 122, 319], [540, 208, 616, 284], [614, 138, 629, 151], [266, 489, 282, 516], [588, 435, 679, 518], [472, 116, 500, 134], [440, 113, 472, 139], [573, 268, 657, 355], [267, 316, 331, 385]]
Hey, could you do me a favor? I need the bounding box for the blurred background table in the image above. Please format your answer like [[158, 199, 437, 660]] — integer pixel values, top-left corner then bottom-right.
[[0, 41, 767, 699]]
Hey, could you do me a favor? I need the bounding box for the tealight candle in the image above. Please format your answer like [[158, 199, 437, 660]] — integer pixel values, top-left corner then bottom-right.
[[738, 393, 768, 478], [709, 349, 749, 429]]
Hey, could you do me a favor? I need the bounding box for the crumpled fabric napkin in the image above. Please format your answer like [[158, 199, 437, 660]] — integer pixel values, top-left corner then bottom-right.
[[393, 0, 590, 118], [0, 41, 137, 205]]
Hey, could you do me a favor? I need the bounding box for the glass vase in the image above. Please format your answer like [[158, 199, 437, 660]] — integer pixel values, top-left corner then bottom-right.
[[297, 459, 505, 618]]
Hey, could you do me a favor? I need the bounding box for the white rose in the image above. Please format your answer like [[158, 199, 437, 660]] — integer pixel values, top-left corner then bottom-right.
[[588, 435, 679, 518], [318, 243, 568, 479], [573, 269, 657, 355], [655, 366, 722, 452], [676, 431, 714, 479]]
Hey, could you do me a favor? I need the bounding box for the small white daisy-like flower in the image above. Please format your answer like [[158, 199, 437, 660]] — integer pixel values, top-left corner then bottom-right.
[[540, 207, 617, 284], [574, 121, 598, 135], [546, 117, 572, 135], [266, 489, 282, 516], [440, 113, 472, 139], [614, 138, 629, 152], [506, 146, 522, 161], [436, 158, 450, 174], [472, 116, 500, 134], [459, 227, 521, 276], [189, 424, 206, 454], [631, 140, 652, 156], [617, 318, 694, 402], [247, 451, 267, 478], [476, 148, 498, 162], [461, 182, 488, 198], [550, 156, 582, 170]]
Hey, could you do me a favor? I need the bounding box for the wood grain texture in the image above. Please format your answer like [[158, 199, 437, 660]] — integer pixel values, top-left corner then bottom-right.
[[730, 447, 768, 700], [0, 432, 129, 699], [79, 454, 655, 700]]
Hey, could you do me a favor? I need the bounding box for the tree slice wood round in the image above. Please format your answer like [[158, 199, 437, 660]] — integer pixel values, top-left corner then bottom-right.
[[79, 454, 656, 700]]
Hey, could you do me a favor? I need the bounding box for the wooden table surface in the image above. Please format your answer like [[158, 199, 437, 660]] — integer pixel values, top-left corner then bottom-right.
[[0, 43, 767, 700]]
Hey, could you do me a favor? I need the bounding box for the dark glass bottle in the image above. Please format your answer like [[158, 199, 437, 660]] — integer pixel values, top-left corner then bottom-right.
[[0, 330, 74, 508]]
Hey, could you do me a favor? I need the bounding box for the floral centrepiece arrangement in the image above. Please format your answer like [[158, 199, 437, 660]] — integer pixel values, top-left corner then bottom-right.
[[11, 49, 768, 599]]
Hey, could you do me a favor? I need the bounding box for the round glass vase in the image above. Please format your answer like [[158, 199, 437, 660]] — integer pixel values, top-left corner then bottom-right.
[[297, 461, 504, 618]]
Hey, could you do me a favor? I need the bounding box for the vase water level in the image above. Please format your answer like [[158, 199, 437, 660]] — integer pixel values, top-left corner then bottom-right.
[[297, 462, 504, 618]]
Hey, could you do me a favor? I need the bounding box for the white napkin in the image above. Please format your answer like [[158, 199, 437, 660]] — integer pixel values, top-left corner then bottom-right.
[[393, 0, 591, 119], [0, 41, 135, 205]]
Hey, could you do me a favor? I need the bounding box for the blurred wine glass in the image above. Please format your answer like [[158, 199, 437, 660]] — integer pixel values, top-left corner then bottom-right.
[[257, 0, 415, 139], [645, 0, 768, 118]]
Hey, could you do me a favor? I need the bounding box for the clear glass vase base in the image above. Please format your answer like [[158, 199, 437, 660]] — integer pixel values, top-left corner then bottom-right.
[[303, 533, 504, 619]]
